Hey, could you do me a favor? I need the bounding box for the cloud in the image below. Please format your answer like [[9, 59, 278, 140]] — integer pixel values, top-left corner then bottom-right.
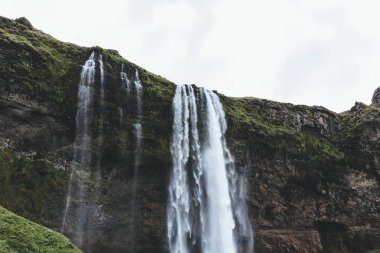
[[1, 0, 380, 112]]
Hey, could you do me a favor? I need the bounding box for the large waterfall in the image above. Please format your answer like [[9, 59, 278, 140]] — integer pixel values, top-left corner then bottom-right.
[[167, 85, 253, 253]]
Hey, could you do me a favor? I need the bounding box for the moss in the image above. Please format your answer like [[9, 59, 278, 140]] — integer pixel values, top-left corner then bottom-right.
[[0, 206, 81, 253], [298, 131, 344, 161], [221, 95, 344, 164], [0, 18, 87, 118], [0, 148, 68, 228]]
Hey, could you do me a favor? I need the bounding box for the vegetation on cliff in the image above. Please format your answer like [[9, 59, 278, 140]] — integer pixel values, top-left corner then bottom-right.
[[0, 148, 68, 228], [0, 206, 81, 253], [221, 95, 345, 162]]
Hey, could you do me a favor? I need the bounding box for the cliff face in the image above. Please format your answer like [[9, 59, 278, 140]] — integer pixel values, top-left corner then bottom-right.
[[223, 98, 380, 253], [0, 16, 379, 253]]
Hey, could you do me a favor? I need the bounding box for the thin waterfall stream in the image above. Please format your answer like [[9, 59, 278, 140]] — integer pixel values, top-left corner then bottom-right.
[[61, 52, 96, 243], [61, 52, 106, 247], [132, 69, 143, 194]]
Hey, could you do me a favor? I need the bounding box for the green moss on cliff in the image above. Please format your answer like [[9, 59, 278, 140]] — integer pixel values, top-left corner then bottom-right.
[[0, 206, 81, 253], [222, 95, 344, 164], [0, 148, 68, 228], [0, 18, 83, 103]]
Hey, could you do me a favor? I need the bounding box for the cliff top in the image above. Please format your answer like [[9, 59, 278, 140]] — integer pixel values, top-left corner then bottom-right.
[[1, 14, 380, 161]]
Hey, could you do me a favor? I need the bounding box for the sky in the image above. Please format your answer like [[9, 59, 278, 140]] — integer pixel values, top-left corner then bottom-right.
[[1, 0, 380, 112]]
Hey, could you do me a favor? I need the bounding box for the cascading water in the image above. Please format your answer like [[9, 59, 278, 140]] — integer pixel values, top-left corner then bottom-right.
[[201, 88, 236, 253], [60, 52, 108, 249], [119, 65, 144, 250], [167, 85, 253, 253], [206, 91, 253, 252], [121, 63, 131, 95], [61, 52, 96, 244], [168, 85, 193, 253], [132, 69, 143, 193], [134, 69, 143, 118], [86, 53, 106, 247], [119, 66, 143, 189], [98, 54, 105, 104]]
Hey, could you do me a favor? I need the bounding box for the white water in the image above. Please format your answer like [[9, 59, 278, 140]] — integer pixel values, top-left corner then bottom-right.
[[168, 85, 191, 253], [168, 85, 253, 253], [120, 63, 131, 95], [201, 88, 236, 253], [134, 69, 143, 116], [132, 68, 143, 199], [98, 54, 105, 104], [208, 91, 254, 253], [119, 66, 144, 192], [86, 53, 106, 248], [61, 52, 96, 243]]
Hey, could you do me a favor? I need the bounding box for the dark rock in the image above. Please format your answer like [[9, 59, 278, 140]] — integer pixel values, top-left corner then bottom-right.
[[371, 87, 380, 106], [15, 17, 33, 29]]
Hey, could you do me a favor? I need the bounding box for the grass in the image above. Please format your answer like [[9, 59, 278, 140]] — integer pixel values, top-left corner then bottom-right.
[[0, 206, 81, 253], [221, 95, 345, 163]]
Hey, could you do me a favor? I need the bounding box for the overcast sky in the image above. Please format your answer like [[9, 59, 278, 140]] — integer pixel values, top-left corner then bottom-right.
[[1, 0, 380, 112]]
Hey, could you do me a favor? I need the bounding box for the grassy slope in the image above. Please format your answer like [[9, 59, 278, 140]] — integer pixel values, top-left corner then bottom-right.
[[0, 206, 81, 253]]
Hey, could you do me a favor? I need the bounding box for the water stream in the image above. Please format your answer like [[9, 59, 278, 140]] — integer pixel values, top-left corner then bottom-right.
[[61, 52, 96, 245], [167, 85, 253, 253]]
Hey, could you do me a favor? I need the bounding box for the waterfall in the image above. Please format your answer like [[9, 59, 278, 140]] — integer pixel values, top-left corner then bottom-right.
[[201, 88, 236, 253], [121, 63, 131, 95], [167, 85, 253, 253], [98, 54, 105, 104], [119, 65, 143, 192], [132, 69, 143, 193], [119, 63, 129, 126], [86, 53, 106, 249], [61, 52, 96, 244], [168, 85, 192, 253], [206, 90, 253, 253], [119, 66, 144, 249], [134, 69, 143, 118]]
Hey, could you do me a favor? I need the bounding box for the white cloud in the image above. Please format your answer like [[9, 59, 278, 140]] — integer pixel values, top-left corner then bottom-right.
[[1, 0, 380, 112]]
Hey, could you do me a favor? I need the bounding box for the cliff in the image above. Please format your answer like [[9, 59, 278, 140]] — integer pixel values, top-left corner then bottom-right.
[[0, 16, 379, 253]]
